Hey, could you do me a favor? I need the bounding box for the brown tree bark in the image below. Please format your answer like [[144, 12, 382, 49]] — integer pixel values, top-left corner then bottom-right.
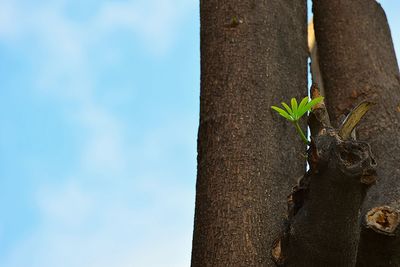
[[276, 87, 377, 266], [191, 1, 307, 266], [313, 0, 400, 266]]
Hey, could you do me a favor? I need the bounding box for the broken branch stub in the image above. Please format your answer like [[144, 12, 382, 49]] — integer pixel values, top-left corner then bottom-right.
[[365, 206, 400, 236]]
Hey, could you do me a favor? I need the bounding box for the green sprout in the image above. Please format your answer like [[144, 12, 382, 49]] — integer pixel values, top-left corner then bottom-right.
[[271, 96, 324, 145]]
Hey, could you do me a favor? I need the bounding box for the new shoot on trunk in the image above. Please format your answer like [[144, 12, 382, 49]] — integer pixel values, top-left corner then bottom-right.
[[271, 96, 324, 145]]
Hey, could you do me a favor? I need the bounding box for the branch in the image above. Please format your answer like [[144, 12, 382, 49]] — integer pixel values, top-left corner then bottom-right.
[[272, 90, 377, 266]]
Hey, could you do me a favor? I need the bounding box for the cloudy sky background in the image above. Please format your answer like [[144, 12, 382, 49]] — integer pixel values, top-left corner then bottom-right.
[[0, 1, 398, 266]]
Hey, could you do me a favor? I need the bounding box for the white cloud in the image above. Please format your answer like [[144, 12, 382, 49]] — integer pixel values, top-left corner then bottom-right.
[[0, 0, 197, 171], [77, 102, 128, 175], [0, 0, 197, 56], [94, 0, 196, 55], [0, 1, 20, 40], [0, 1, 197, 266], [36, 181, 94, 228], [1, 174, 194, 267]]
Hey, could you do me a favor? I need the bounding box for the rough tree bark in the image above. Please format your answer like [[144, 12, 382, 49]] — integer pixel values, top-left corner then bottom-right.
[[191, 1, 307, 266], [274, 87, 377, 266], [313, 0, 400, 266]]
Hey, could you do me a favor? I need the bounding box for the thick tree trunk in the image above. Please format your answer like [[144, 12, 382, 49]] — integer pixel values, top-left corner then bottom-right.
[[191, 1, 307, 266], [313, 0, 400, 266]]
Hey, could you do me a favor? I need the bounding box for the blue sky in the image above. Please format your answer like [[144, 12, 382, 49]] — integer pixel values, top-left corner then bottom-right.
[[0, 1, 398, 266]]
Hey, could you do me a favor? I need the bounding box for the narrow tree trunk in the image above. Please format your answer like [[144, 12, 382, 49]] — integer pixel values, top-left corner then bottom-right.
[[278, 87, 377, 266], [313, 1, 400, 266], [191, 1, 307, 266]]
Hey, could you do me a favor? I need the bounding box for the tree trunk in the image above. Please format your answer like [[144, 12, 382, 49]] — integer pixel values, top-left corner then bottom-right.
[[191, 1, 307, 266], [313, 0, 400, 266], [278, 87, 377, 266]]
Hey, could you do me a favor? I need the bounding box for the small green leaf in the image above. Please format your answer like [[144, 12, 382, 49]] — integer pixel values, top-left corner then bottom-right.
[[297, 104, 309, 119], [307, 96, 324, 110], [281, 102, 293, 116], [298, 96, 309, 112], [297, 96, 324, 118], [291, 98, 298, 117], [271, 106, 294, 121], [296, 96, 310, 119]]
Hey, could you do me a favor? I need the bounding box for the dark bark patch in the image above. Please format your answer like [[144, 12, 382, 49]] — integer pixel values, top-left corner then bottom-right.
[[224, 16, 243, 28]]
